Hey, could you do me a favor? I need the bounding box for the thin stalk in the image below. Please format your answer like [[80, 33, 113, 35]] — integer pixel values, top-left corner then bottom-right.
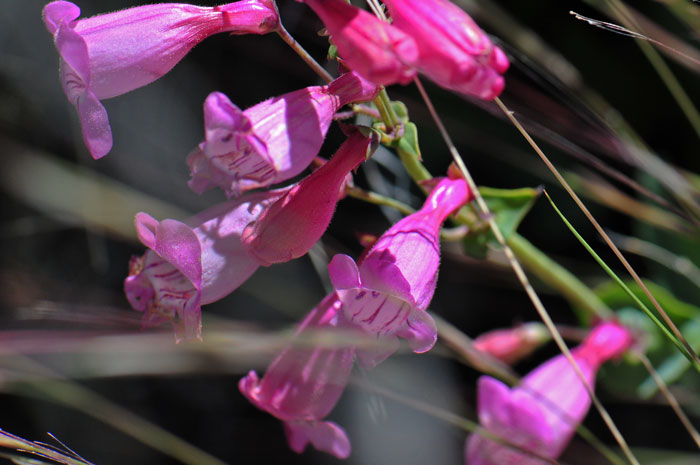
[[636, 352, 700, 449], [275, 22, 333, 83], [415, 77, 640, 465], [345, 185, 415, 215], [494, 96, 700, 369], [603, 0, 700, 141], [543, 189, 695, 362], [509, 233, 613, 319]]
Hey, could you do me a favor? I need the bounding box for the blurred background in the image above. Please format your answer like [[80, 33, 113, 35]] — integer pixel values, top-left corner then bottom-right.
[[1, 0, 699, 464]]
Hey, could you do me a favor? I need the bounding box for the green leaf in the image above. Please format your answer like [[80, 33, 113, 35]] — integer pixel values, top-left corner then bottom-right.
[[390, 100, 409, 122], [328, 44, 338, 60], [462, 186, 542, 259]]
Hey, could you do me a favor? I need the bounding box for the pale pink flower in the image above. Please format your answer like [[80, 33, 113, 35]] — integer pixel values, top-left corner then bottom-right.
[[239, 292, 355, 458], [465, 321, 634, 465], [187, 71, 378, 197], [124, 189, 286, 342], [42, 0, 279, 159], [329, 176, 472, 367], [473, 323, 549, 364], [298, 0, 418, 85], [241, 129, 375, 265], [382, 0, 509, 99]]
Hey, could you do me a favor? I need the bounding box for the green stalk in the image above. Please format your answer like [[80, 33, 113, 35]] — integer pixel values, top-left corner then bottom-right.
[[372, 88, 400, 133]]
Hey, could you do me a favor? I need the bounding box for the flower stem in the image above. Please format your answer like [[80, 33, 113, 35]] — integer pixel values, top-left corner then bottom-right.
[[276, 22, 333, 83], [345, 185, 414, 215], [373, 88, 400, 133], [508, 233, 613, 319]]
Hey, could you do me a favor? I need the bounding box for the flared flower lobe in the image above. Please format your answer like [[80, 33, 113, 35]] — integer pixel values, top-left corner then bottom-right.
[[43, 0, 279, 158], [188, 72, 378, 197], [124, 189, 284, 341], [239, 293, 355, 458], [329, 176, 472, 367]]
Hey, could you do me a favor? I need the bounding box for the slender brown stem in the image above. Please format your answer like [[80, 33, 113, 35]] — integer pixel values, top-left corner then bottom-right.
[[494, 96, 700, 369], [276, 22, 333, 83], [636, 352, 700, 449]]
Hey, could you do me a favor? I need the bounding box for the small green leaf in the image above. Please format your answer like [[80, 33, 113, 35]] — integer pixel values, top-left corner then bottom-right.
[[462, 186, 542, 259], [390, 100, 409, 122], [328, 44, 338, 60]]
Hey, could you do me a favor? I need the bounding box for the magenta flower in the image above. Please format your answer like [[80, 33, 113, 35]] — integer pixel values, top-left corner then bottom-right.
[[298, 0, 418, 86], [465, 321, 634, 465], [42, 0, 279, 159], [328, 176, 472, 367], [239, 292, 355, 458], [124, 189, 286, 342], [241, 129, 375, 265], [382, 0, 509, 100], [187, 71, 379, 198]]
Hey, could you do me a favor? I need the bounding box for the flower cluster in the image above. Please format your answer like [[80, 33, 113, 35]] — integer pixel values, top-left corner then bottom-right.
[[39, 1, 639, 463]]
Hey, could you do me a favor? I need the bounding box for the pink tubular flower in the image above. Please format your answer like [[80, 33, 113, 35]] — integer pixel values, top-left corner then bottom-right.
[[328, 176, 473, 367], [187, 71, 379, 198], [382, 0, 509, 100], [42, 1, 279, 159], [241, 129, 375, 265], [465, 321, 634, 465], [298, 0, 418, 86], [124, 189, 286, 342], [473, 322, 549, 364], [239, 292, 355, 458]]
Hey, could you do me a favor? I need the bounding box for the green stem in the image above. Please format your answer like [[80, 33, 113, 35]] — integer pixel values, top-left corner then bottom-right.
[[373, 88, 400, 133], [345, 185, 415, 215], [508, 233, 613, 319]]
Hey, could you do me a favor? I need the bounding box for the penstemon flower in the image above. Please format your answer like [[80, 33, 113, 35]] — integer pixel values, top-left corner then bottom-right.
[[42, 0, 279, 159], [187, 71, 379, 198], [465, 321, 634, 465], [382, 0, 509, 100], [239, 292, 355, 458], [328, 175, 473, 368], [297, 0, 418, 86], [124, 189, 286, 342], [241, 128, 376, 265]]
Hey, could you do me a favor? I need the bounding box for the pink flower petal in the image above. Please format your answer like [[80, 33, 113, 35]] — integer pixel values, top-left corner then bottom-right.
[[284, 420, 351, 459], [328, 254, 361, 290]]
